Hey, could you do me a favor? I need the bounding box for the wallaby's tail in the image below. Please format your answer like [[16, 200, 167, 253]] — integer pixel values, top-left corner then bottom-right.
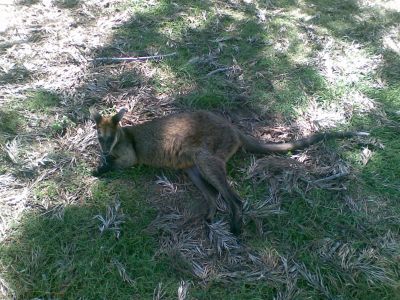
[[239, 131, 369, 154]]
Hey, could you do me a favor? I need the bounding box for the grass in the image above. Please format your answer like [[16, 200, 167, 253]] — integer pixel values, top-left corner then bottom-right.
[[1, 0, 400, 299], [0, 106, 26, 174], [26, 90, 60, 113], [54, 0, 80, 8], [0, 108, 25, 136], [0, 65, 31, 84], [1, 179, 175, 299], [115, 0, 324, 115]]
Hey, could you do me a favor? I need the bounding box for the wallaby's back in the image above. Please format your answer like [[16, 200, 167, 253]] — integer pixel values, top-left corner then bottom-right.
[[124, 111, 242, 169]]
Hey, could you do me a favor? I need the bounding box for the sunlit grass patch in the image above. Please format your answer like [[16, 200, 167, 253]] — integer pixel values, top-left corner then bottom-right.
[[33, 180, 59, 203], [49, 115, 75, 136], [364, 84, 400, 116], [26, 90, 60, 113], [180, 90, 229, 109]]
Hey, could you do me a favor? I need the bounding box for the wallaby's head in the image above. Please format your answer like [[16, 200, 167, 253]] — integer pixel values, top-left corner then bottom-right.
[[90, 107, 127, 155]]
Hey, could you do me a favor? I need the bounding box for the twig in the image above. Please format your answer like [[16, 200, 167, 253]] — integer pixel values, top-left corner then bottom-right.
[[206, 66, 235, 77], [91, 52, 177, 62]]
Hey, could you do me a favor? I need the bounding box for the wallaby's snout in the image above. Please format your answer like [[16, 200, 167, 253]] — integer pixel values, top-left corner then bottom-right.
[[98, 135, 115, 155]]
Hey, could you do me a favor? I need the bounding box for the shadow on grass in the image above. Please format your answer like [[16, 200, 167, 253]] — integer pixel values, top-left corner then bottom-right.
[[15, 0, 79, 8], [380, 49, 400, 86], [0, 64, 32, 85], [0, 164, 191, 299], [13, 0, 40, 6], [1, 160, 399, 299], [0, 109, 26, 137]]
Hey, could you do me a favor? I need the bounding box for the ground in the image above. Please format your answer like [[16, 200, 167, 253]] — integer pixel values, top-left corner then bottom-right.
[[0, 0, 399, 299]]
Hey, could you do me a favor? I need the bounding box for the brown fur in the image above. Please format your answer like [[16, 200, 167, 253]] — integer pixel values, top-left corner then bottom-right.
[[90, 108, 368, 235]]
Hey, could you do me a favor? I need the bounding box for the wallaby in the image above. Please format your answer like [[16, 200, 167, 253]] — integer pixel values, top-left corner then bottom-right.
[[90, 108, 368, 235]]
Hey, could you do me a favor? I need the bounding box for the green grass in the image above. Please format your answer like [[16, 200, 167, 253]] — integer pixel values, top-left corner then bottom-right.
[[1, 172, 176, 299], [54, 0, 79, 8], [1, 0, 400, 299], [0, 106, 26, 173], [26, 90, 60, 112], [49, 115, 75, 136], [114, 0, 327, 114], [0, 108, 26, 136]]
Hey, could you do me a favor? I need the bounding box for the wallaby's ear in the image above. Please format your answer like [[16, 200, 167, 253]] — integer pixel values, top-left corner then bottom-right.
[[111, 108, 127, 125], [89, 107, 102, 125]]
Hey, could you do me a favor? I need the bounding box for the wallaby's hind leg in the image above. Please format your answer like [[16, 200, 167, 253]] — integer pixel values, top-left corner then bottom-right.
[[185, 166, 218, 222], [194, 151, 243, 235]]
